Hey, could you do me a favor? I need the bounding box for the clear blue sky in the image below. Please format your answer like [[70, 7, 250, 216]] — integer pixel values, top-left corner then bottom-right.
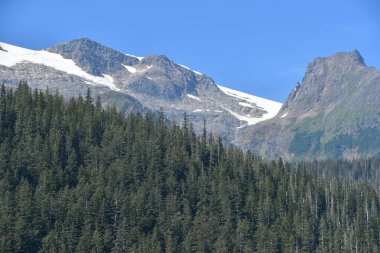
[[1, 0, 379, 102]]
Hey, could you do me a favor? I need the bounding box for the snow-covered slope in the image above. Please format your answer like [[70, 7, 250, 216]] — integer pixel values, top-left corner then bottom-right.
[[0, 38, 283, 146], [172, 64, 282, 126], [217, 85, 282, 125], [0, 42, 119, 91]]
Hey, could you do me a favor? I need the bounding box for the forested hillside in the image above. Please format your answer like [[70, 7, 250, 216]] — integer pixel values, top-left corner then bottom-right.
[[0, 82, 379, 252]]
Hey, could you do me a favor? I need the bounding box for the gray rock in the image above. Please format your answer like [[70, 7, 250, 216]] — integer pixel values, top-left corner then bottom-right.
[[46, 38, 139, 76], [0, 39, 272, 146], [237, 50, 380, 160], [3, 39, 378, 160]]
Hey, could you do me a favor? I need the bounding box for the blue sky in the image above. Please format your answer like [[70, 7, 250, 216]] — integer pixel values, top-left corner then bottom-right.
[[1, 0, 379, 102]]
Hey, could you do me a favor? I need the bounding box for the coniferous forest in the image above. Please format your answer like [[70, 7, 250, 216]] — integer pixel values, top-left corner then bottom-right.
[[0, 82, 379, 252]]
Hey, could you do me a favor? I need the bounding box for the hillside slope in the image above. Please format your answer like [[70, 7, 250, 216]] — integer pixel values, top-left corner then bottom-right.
[[237, 50, 380, 159]]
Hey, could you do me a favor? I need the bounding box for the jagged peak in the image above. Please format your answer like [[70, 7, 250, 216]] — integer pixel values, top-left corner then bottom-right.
[[331, 49, 365, 65], [140, 55, 174, 67], [46, 38, 110, 52], [142, 54, 171, 63], [305, 50, 366, 75], [45, 38, 139, 76], [70, 37, 99, 44]]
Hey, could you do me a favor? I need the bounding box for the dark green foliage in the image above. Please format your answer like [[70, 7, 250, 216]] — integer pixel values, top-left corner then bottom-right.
[[325, 128, 380, 157], [289, 130, 323, 155], [0, 82, 379, 252]]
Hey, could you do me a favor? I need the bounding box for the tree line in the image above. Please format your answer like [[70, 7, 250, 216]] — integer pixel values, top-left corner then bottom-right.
[[0, 82, 379, 252]]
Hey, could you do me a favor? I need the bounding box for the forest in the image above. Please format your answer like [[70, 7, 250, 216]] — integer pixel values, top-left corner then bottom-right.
[[0, 82, 379, 252]]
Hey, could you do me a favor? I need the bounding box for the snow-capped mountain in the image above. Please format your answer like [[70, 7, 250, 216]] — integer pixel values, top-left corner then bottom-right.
[[1, 39, 379, 160], [0, 41, 119, 90], [0, 38, 282, 144]]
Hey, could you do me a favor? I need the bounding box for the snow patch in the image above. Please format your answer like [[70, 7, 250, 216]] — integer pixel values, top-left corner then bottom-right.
[[186, 94, 201, 101], [239, 102, 254, 108], [281, 112, 288, 118], [123, 64, 153, 73], [193, 109, 203, 112], [221, 105, 267, 126], [0, 42, 119, 91], [218, 85, 282, 125], [123, 65, 137, 73]]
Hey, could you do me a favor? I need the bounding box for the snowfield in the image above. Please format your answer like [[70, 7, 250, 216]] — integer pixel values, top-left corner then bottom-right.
[[0, 41, 283, 127], [0, 42, 120, 91], [217, 85, 282, 125]]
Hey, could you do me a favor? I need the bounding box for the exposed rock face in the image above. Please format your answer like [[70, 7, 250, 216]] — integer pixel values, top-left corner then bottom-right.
[[3, 39, 377, 160], [237, 50, 380, 160], [46, 38, 139, 75], [0, 39, 281, 145]]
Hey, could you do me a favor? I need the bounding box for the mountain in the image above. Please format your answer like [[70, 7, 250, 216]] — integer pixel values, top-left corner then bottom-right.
[[2, 39, 378, 160], [1, 83, 378, 252], [0, 38, 282, 143], [236, 50, 380, 160]]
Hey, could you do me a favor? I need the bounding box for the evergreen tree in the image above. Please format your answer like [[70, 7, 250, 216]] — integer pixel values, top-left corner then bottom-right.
[[0, 82, 378, 252]]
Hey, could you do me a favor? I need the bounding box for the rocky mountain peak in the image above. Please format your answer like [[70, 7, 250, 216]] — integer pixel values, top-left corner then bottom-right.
[[0, 39, 284, 150], [351, 49, 365, 65], [279, 50, 369, 118], [327, 49, 366, 67], [140, 55, 174, 68], [237, 50, 380, 160], [58, 38, 101, 48], [46, 38, 108, 56], [305, 50, 365, 76], [46, 38, 139, 76]]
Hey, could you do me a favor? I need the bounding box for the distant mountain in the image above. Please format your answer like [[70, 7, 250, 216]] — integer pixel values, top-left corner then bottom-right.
[[237, 50, 380, 160], [2, 39, 378, 160], [0, 38, 281, 144]]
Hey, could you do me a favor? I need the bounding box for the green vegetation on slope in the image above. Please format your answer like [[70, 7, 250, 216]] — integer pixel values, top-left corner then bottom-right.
[[0, 82, 379, 252]]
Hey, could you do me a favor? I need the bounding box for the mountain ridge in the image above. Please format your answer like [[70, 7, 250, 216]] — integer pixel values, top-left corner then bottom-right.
[[0, 39, 282, 145], [1, 39, 379, 160], [237, 50, 380, 160]]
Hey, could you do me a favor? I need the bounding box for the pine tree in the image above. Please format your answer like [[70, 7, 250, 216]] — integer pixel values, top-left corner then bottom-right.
[[0, 83, 378, 252]]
